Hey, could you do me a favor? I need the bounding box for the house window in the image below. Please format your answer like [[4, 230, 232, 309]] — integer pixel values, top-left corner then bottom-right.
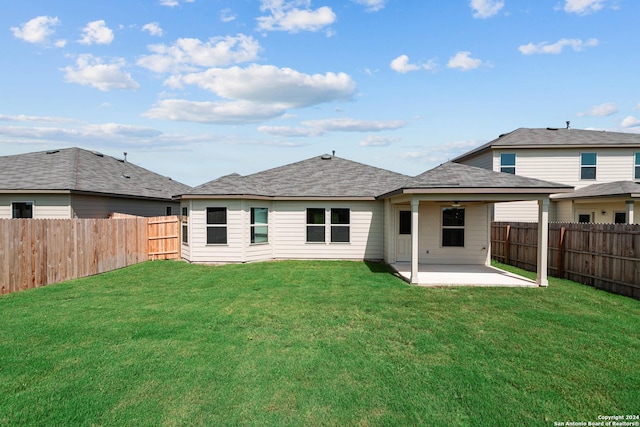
[[306, 208, 325, 242], [500, 153, 516, 174], [206, 207, 227, 244], [166, 206, 172, 216], [614, 212, 626, 224], [581, 153, 597, 180], [399, 210, 411, 235], [331, 208, 350, 243], [181, 207, 188, 244], [635, 153, 640, 180], [442, 207, 465, 247], [12, 202, 33, 219], [182, 225, 188, 244], [251, 207, 268, 244], [578, 214, 591, 223]]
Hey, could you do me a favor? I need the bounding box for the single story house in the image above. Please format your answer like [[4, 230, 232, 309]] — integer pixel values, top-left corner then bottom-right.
[[0, 147, 192, 219], [177, 154, 572, 286]]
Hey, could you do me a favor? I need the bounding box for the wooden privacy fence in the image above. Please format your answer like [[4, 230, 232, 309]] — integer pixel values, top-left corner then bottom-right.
[[492, 222, 640, 299], [0, 215, 180, 295]]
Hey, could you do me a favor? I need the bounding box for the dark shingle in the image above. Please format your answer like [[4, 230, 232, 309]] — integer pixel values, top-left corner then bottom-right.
[[0, 148, 191, 200], [552, 181, 640, 199]]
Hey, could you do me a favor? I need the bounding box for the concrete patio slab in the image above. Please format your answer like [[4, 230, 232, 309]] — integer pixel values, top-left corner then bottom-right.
[[389, 263, 537, 287]]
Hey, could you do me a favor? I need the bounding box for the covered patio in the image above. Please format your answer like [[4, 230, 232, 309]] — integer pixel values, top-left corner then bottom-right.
[[379, 162, 573, 287], [389, 263, 536, 287]]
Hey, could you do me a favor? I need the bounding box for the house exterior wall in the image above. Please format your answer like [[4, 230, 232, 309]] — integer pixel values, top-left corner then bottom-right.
[[0, 193, 72, 218], [417, 202, 490, 265], [71, 194, 180, 218], [460, 147, 640, 222], [182, 199, 385, 263]]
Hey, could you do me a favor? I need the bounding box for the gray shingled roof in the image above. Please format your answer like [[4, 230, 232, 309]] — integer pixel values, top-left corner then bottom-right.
[[392, 161, 572, 192], [453, 127, 640, 162], [186, 154, 411, 198], [552, 181, 640, 200], [0, 148, 191, 200]]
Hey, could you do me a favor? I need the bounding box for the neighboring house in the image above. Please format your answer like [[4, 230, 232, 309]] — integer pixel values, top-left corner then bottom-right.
[[177, 154, 571, 285], [453, 127, 640, 223], [0, 148, 191, 219]]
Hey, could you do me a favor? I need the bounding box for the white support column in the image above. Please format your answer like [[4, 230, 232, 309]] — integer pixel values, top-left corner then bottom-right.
[[626, 200, 635, 224], [410, 197, 420, 284], [536, 197, 549, 287]]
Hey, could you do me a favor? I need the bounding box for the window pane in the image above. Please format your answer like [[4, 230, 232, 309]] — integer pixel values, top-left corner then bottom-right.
[[306, 225, 325, 242], [636, 152, 640, 165], [442, 208, 465, 226], [399, 211, 411, 235], [578, 214, 591, 223], [207, 227, 227, 244], [636, 166, 640, 180], [581, 167, 596, 180], [501, 153, 516, 166], [182, 225, 188, 243], [166, 206, 172, 216], [12, 202, 33, 219], [251, 226, 268, 244], [614, 212, 626, 224], [207, 208, 226, 224], [331, 226, 350, 243], [442, 229, 464, 247], [182, 207, 188, 217], [500, 167, 515, 174], [307, 208, 325, 225], [581, 152, 596, 166], [331, 208, 350, 224], [251, 207, 268, 225]]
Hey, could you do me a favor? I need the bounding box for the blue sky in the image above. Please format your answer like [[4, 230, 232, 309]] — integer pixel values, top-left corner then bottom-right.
[[2, 0, 638, 186]]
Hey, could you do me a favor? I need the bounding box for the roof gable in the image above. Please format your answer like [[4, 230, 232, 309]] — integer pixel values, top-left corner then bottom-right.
[[0, 148, 191, 200]]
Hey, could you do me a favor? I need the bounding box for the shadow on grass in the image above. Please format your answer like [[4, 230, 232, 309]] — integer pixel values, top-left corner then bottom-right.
[[364, 260, 397, 275]]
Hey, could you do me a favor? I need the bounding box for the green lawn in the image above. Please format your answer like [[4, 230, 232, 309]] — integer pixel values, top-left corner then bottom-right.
[[1, 260, 638, 426]]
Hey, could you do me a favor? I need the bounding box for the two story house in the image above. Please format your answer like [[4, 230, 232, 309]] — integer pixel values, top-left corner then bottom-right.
[[453, 127, 640, 224]]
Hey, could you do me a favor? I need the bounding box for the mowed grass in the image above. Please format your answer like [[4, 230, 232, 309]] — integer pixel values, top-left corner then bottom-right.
[[1, 260, 639, 426]]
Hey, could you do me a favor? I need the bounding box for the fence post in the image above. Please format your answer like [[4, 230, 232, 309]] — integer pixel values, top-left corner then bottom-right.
[[505, 224, 511, 265], [557, 226, 566, 278]]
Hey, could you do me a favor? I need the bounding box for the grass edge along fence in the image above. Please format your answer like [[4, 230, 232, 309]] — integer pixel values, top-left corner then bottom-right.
[[0, 216, 180, 295], [491, 221, 640, 299]]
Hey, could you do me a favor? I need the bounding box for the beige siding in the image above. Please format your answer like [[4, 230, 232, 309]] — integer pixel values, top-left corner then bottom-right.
[[417, 202, 490, 265], [272, 200, 384, 261], [183, 199, 384, 263], [71, 194, 179, 218], [572, 201, 630, 223], [554, 200, 573, 222], [0, 194, 71, 218], [494, 200, 539, 222]]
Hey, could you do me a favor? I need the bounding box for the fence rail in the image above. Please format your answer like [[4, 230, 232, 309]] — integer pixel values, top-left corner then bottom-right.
[[0, 215, 180, 295], [492, 222, 640, 299]]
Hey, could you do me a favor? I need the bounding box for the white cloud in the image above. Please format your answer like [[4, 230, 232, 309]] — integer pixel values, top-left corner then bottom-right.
[[11, 16, 62, 45], [220, 8, 237, 22], [62, 54, 140, 91], [78, 20, 114, 45], [518, 38, 598, 55], [143, 99, 289, 124], [622, 116, 640, 128], [159, 0, 195, 7], [470, 0, 504, 18], [257, 0, 336, 33], [258, 125, 324, 137], [142, 22, 164, 37], [0, 123, 163, 145], [578, 102, 618, 117], [399, 140, 483, 163], [0, 114, 76, 124], [447, 51, 486, 70], [301, 117, 406, 132], [563, 0, 607, 15], [351, 0, 386, 12], [137, 34, 261, 73], [390, 55, 437, 73], [175, 64, 356, 109], [360, 135, 400, 147]]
